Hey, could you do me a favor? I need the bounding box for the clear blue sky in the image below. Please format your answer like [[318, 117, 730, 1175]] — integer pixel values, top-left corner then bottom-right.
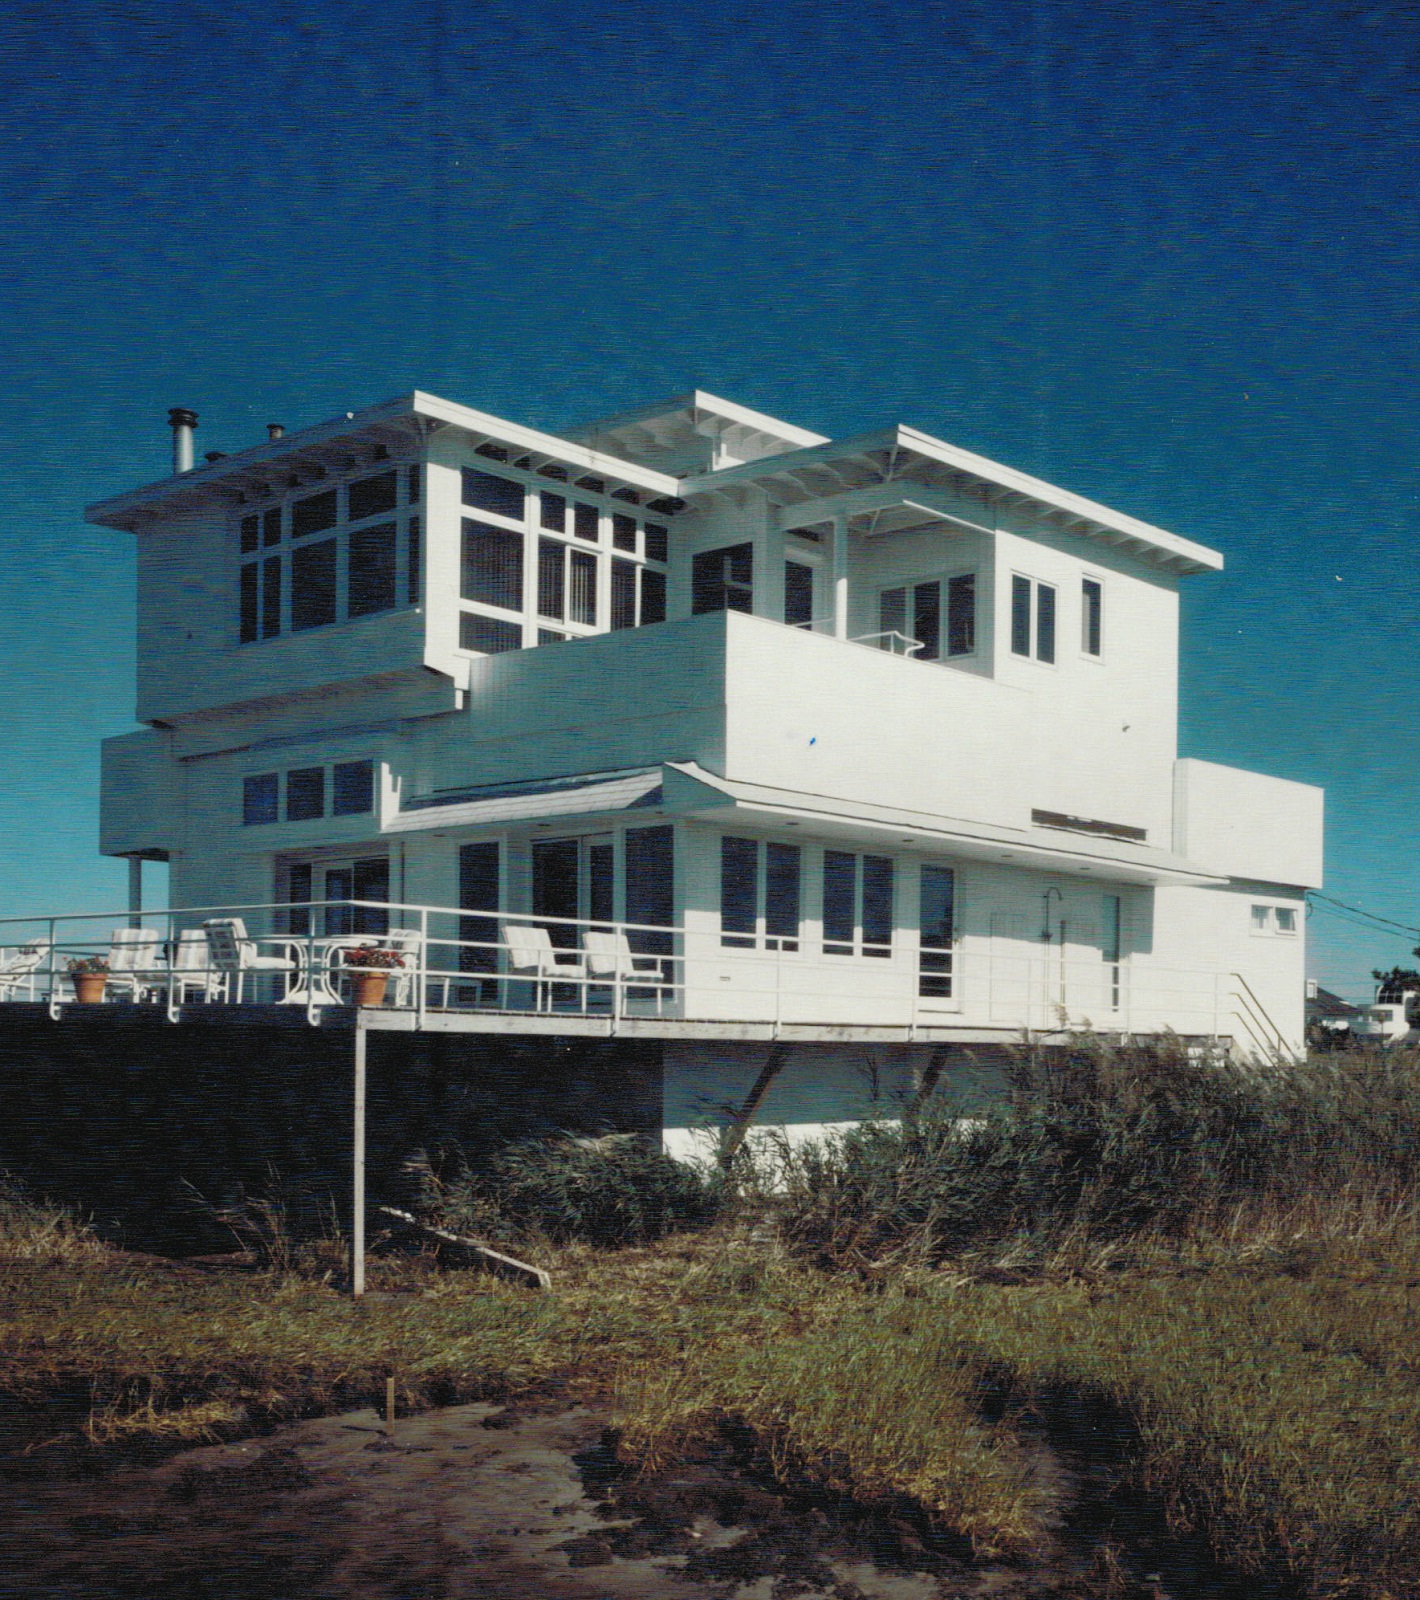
[[1, 0, 1415, 998]]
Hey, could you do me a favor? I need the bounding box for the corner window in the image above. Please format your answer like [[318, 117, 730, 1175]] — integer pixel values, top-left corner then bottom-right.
[[1082, 577, 1103, 656], [1011, 575, 1056, 663], [242, 773, 279, 826], [238, 464, 419, 643], [692, 543, 753, 615]]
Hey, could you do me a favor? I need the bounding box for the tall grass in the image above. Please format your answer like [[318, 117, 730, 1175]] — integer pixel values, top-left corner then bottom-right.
[[425, 1133, 722, 1246], [0, 1177, 103, 1265], [766, 1039, 1420, 1269]]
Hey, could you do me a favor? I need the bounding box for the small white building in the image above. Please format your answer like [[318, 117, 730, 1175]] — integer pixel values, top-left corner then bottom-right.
[[82, 390, 1322, 1151]]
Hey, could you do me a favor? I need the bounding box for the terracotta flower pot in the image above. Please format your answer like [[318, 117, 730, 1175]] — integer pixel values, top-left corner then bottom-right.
[[351, 972, 388, 1007], [72, 973, 108, 1003]]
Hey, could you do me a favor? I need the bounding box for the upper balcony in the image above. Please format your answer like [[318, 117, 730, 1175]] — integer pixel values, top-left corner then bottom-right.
[[448, 610, 1183, 859]]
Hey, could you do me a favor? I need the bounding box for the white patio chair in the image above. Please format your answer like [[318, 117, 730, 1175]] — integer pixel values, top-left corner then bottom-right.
[[0, 938, 51, 1001], [106, 927, 166, 1002], [582, 930, 667, 1013], [168, 928, 229, 1003], [202, 917, 299, 1003], [502, 923, 587, 1012]]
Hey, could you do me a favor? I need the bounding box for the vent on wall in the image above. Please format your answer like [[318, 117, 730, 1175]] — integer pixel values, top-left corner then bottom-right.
[[1032, 808, 1147, 843]]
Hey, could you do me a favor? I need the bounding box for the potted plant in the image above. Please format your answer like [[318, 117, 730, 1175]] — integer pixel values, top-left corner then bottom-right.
[[67, 955, 110, 1004], [341, 945, 405, 1007]]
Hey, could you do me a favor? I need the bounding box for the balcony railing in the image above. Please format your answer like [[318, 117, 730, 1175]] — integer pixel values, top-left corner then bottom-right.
[[0, 899, 1292, 1051]]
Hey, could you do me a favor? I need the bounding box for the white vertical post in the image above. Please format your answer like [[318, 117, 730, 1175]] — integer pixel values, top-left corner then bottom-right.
[[127, 857, 143, 929], [352, 1017, 367, 1298], [831, 515, 849, 639]]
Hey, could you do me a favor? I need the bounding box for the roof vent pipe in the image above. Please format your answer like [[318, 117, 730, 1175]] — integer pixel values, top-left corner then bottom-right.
[[267, 422, 285, 441], [167, 407, 198, 474]]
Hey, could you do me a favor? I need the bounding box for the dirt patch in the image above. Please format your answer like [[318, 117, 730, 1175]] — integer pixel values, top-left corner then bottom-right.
[[0, 1399, 1298, 1600]]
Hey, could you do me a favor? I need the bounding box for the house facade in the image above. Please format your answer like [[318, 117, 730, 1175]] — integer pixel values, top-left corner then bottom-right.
[[87, 390, 1323, 1152]]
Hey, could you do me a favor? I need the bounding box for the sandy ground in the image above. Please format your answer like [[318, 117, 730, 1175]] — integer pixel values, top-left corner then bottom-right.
[[0, 1394, 1278, 1600], [0, 1400, 1012, 1600]]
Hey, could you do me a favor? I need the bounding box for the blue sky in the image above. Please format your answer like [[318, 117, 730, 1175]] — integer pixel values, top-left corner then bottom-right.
[[1, 0, 1416, 996]]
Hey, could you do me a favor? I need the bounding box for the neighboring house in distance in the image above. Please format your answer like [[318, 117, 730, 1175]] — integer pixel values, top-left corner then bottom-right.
[[1305, 980, 1366, 1043], [82, 389, 1323, 1154]]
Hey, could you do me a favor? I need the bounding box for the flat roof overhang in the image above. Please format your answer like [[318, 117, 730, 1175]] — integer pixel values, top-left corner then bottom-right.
[[662, 764, 1226, 888], [566, 390, 830, 471], [85, 391, 685, 533], [681, 424, 1223, 576], [377, 759, 1225, 889]]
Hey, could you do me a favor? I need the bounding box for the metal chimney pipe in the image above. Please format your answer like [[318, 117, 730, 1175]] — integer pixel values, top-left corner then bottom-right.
[[267, 422, 285, 441], [167, 407, 198, 474]]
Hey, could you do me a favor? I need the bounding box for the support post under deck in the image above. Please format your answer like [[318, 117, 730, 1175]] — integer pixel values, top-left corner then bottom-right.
[[351, 1017, 367, 1297]]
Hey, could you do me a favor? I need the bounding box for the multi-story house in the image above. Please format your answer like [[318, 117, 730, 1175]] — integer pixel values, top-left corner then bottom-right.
[[83, 389, 1322, 1154]]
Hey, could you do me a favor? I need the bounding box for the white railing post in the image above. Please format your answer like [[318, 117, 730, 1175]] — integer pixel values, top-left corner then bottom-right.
[[46, 917, 61, 1019], [417, 905, 428, 1026]]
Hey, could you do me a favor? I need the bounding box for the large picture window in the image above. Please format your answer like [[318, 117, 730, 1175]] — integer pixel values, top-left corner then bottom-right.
[[238, 464, 420, 644], [457, 459, 670, 653], [461, 521, 523, 611]]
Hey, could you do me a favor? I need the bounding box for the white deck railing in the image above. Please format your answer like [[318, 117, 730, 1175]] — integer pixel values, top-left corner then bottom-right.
[[0, 897, 1286, 1047]]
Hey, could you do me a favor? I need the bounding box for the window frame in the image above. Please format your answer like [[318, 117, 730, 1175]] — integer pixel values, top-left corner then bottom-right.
[[1010, 573, 1057, 664], [876, 569, 978, 661], [456, 456, 671, 655], [1081, 575, 1104, 659], [821, 848, 894, 958], [719, 835, 802, 951], [241, 759, 379, 827], [236, 461, 422, 645]]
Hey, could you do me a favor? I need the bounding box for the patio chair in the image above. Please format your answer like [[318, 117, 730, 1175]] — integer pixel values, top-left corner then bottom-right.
[[168, 928, 229, 1003], [0, 938, 51, 1001], [502, 923, 587, 1012], [202, 917, 300, 1003], [582, 929, 668, 1013], [106, 927, 166, 1002]]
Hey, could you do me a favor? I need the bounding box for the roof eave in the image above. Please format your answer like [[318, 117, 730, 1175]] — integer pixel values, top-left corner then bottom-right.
[[85, 390, 685, 532], [682, 423, 1223, 576]]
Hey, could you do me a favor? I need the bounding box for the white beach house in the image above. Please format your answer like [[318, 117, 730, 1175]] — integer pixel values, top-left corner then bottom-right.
[[77, 389, 1321, 1151]]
